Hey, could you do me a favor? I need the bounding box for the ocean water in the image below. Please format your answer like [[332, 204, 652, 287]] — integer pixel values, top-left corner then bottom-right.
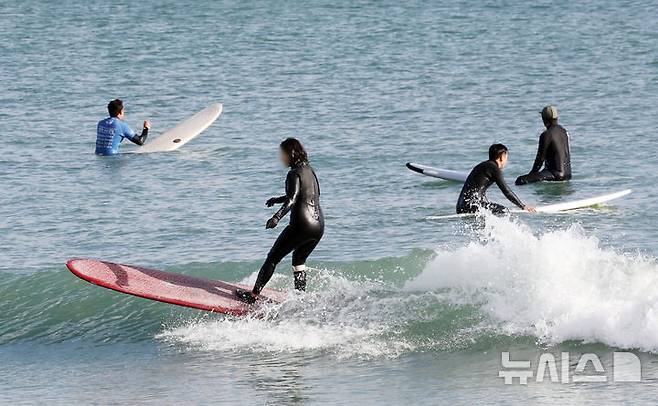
[[1, 0, 658, 404]]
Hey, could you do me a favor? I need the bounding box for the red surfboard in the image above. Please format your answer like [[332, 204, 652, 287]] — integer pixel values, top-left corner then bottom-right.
[[67, 259, 286, 316]]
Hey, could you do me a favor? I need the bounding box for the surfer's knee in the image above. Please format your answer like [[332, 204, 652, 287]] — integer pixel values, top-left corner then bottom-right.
[[490, 204, 508, 215], [515, 175, 528, 185], [456, 203, 477, 214], [292, 239, 320, 265], [516, 173, 540, 185], [265, 249, 286, 267]]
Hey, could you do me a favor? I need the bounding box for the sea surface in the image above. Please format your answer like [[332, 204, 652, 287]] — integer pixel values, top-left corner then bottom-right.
[[1, 0, 658, 404]]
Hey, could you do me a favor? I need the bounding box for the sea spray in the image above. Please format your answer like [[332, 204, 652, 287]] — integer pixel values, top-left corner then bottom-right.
[[406, 213, 658, 352], [6, 216, 657, 356], [157, 271, 416, 359], [160, 215, 658, 357]]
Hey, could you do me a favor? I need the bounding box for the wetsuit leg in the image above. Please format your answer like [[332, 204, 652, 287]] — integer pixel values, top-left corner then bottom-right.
[[458, 200, 507, 215], [456, 198, 478, 214], [253, 226, 301, 294], [458, 201, 495, 214], [482, 202, 508, 215], [291, 236, 322, 292], [515, 169, 557, 185], [291, 238, 321, 267], [457, 205, 475, 214]]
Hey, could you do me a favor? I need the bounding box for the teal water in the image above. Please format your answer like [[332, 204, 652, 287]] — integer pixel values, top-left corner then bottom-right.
[[2, 0, 658, 404]]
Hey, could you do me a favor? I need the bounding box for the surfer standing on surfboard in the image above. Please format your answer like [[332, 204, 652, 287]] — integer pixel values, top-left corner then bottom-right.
[[457, 144, 536, 214], [95, 99, 151, 156], [515, 105, 572, 185], [236, 138, 325, 304]]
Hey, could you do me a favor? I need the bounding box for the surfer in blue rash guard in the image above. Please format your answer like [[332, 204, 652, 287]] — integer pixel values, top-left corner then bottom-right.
[[457, 144, 536, 215], [515, 105, 572, 185], [235, 138, 325, 304], [95, 99, 151, 156]]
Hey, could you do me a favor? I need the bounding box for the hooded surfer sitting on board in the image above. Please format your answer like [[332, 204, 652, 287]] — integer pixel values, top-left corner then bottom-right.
[[515, 105, 572, 185], [236, 138, 325, 304], [457, 144, 536, 215], [95, 99, 151, 156]]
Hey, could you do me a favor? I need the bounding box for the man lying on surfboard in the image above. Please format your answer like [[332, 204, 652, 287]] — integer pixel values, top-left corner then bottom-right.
[[457, 144, 536, 214], [95, 99, 151, 156], [515, 105, 572, 185]]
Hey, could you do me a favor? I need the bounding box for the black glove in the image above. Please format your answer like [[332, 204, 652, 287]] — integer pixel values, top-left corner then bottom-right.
[[266, 197, 279, 207], [266, 216, 279, 229]]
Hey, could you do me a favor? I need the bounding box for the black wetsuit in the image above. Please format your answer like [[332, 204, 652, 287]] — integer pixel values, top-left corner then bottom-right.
[[252, 163, 324, 295], [457, 160, 526, 214], [516, 123, 571, 185]]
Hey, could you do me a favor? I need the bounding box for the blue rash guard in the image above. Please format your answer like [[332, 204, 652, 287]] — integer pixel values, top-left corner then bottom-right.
[[95, 117, 139, 156]]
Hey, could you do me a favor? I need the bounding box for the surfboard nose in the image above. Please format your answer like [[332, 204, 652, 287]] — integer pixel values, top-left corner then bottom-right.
[[66, 258, 81, 271], [406, 162, 423, 174]]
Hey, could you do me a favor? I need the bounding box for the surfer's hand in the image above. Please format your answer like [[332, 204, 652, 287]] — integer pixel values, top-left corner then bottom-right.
[[143, 120, 151, 129], [266, 197, 278, 207], [266, 216, 279, 229], [524, 206, 537, 213]]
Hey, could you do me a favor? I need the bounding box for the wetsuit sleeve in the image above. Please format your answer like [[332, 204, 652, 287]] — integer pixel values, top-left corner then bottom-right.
[[120, 122, 148, 146], [531, 132, 549, 173], [272, 171, 301, 220], [131, 128, 149, 146], [493, 167, 525, 209]]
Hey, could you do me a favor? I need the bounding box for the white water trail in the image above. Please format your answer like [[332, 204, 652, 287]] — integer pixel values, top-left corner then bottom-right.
[[158, 272, 415, 359]]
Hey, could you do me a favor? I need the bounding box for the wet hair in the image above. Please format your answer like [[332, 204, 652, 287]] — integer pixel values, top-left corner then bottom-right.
[[108, 99, 124, 117], [489, 143, 509, 161], [280, 138, 309, 166]]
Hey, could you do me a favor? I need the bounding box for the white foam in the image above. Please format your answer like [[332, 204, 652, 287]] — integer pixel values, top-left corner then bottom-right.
[[157, 272, 414, 359], [405, 213, 658, 352], [160, 214, 658, 356]]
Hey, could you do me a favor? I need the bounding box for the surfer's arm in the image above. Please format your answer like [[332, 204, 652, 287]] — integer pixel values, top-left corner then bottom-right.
[[494, 169, 525, 209], [530, 133, 548, 173], [130, 127, 149, 146], [266, 196, 287, 207], [273, 172, 301, 220], [123, 120, 150, 146]]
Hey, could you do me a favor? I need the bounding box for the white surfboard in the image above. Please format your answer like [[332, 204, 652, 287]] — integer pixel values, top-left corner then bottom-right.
[[132, 103, 222, 153], [426, 189, 632, 220], [406, 162, 468, 182]]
